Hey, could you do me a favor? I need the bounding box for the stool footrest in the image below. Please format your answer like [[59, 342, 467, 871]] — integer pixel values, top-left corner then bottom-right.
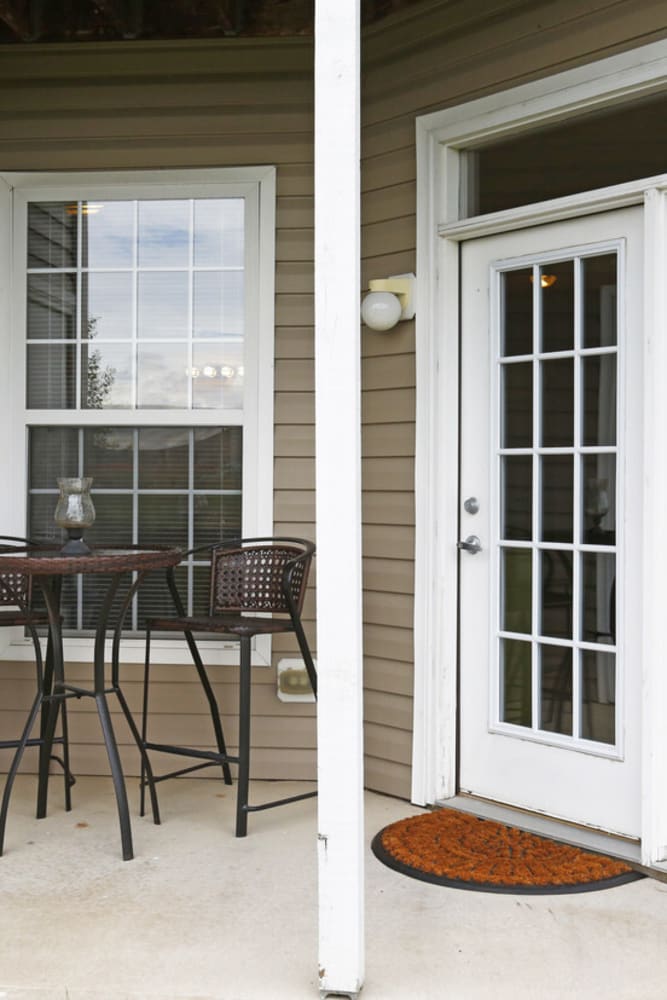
[[143, 740, 240, 767], [244, 789, 317, 814]]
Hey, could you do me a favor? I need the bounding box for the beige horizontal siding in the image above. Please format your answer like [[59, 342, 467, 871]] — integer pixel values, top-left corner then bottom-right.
[[2, 0, 666, 804], [358, 0, 667, 801], [0, 38, 316, 784]]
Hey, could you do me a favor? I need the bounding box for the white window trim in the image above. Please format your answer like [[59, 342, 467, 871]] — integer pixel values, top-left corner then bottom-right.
[[413, 39, 667, 869], [0, 166, 276, 666]]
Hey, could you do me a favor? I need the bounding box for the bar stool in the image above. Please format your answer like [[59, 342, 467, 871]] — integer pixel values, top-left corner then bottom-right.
[[140, 537, 317, 836], [0, 536, 74, 817]]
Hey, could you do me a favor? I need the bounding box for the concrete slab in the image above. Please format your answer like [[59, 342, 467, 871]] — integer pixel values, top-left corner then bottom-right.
[[0, 776, 665, 999]]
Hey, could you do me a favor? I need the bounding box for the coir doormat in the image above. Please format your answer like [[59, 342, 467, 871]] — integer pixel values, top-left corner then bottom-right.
[[371, 808, 643, 894]]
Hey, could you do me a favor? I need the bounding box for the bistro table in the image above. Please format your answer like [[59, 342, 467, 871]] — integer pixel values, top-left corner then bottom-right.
[[0, 544, 182, 861]]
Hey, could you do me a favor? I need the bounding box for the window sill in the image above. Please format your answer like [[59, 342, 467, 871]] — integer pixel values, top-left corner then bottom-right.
[[2, 634, 272, 666]]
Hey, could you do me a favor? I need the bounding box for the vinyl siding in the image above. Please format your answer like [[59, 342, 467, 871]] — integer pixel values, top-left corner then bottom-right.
[[359, 0, 667, 798], [1, 0, 667, 798], [0, 37, 318, 782]]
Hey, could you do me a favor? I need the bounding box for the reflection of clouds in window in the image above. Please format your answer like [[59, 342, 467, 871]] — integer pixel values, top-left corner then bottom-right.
[[194, 199, 244, 268], [138, 272, 189, 338], [84, 273, 132, 339], [194, 271, 244, 338], [82, 201, 134, 268], [138, 200, 190, 267], [137, 343, 188, 408]]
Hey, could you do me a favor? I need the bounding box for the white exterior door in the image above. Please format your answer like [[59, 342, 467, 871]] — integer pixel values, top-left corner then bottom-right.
[[458, 208, 643, 837]]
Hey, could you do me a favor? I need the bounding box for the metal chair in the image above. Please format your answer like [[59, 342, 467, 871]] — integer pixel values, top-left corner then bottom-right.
[[0, 536, 74, 817], [141, 537, 317, 836]]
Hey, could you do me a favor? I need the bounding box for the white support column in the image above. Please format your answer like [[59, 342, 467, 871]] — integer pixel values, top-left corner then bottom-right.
[[314, 1, 364, 997]]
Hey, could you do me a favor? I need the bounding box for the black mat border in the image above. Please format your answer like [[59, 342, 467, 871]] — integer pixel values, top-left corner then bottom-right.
[[371, 828, 644, 895]]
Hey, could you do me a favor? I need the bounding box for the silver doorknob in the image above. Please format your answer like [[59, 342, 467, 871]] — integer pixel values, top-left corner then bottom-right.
[[457, 535, 482, 554]]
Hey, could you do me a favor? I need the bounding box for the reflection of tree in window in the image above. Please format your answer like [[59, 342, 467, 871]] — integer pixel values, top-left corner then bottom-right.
[[85, 316, 115, 409]]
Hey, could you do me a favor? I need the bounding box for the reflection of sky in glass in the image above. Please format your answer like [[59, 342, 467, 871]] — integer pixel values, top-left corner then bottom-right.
[[194, 199, 244, 267], [138, 200, 190, 267], [194, 271, 244, 338], [84, 272, 132, 339], [82, 343, 132, 408], [82, 201, 134, 268], [137, 343, 188, 408], [192, 340, 243, 410], [138, 272, 189, 338]]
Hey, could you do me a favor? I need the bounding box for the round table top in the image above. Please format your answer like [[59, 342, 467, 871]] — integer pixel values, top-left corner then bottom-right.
[[0, 544, 183, 576]]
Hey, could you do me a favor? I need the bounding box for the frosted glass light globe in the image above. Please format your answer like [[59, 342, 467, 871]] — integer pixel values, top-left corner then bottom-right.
[[361, 290, 402, 331]]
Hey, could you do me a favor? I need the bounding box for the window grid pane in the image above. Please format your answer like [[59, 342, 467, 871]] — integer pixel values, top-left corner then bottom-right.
[[27, 426, 242, 635], [26, 198, 245, 412]]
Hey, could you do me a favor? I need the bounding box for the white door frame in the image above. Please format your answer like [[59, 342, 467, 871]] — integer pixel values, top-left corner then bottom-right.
[[413, 38, 667, 868]]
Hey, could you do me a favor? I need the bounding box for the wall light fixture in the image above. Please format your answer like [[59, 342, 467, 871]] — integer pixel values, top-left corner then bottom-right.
[[361, 272, 416, 331]]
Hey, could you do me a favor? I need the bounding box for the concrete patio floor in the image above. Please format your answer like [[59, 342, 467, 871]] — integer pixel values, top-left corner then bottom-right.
[[0, 775, 666, 999]]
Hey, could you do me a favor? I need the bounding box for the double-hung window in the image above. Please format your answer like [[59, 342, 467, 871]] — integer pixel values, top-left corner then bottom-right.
[[0, 168, 276, 662]]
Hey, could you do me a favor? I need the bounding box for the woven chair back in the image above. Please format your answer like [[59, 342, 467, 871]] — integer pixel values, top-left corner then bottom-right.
[[0, 571, 29, 608], [210, 542, 311, 615]]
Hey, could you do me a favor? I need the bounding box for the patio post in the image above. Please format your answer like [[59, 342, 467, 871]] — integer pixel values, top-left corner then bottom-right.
[[314, 0, 364, 997]]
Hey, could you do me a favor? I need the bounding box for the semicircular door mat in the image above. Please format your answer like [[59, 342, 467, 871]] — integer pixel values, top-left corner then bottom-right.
[[371, 808, 643, 894]]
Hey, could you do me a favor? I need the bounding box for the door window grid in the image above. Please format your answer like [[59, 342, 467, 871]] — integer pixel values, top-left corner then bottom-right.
[[496, 252, 619, 748]]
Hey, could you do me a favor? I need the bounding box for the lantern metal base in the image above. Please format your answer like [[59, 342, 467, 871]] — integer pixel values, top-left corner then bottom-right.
[[60, 529, 92, 556]]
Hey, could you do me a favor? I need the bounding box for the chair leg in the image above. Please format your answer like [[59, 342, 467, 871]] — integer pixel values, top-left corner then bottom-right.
[[140, 624, 153, 819], [235, 636, 252, 838], [183, 629, 233, 786], [293, 618, 317, 699]]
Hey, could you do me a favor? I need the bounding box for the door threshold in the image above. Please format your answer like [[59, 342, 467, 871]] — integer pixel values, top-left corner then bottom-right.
[[439, 793, 643, 865]]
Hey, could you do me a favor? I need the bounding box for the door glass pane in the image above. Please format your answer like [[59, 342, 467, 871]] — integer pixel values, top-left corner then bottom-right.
[[540, 645, 572, 735], [502, 455, 532, 540], [540, 260, 574, 353], [502, 362, 532, 448], [583, 354, 616, 446], [501, 638, 531, 727], [582, 456, 615, 543], [540, 550, 572, 640], [501, 269, 533, 356], [581, 553, 615, 644], [501, 548, 532, 634], [582, 650, 616, 744], [541, 358, 574, 446], [583, 254, 617, 348], [541, 456, 573, 543]]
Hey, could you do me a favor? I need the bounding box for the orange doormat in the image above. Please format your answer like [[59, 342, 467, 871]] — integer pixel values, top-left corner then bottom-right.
[[371, 808, 642, 894]]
